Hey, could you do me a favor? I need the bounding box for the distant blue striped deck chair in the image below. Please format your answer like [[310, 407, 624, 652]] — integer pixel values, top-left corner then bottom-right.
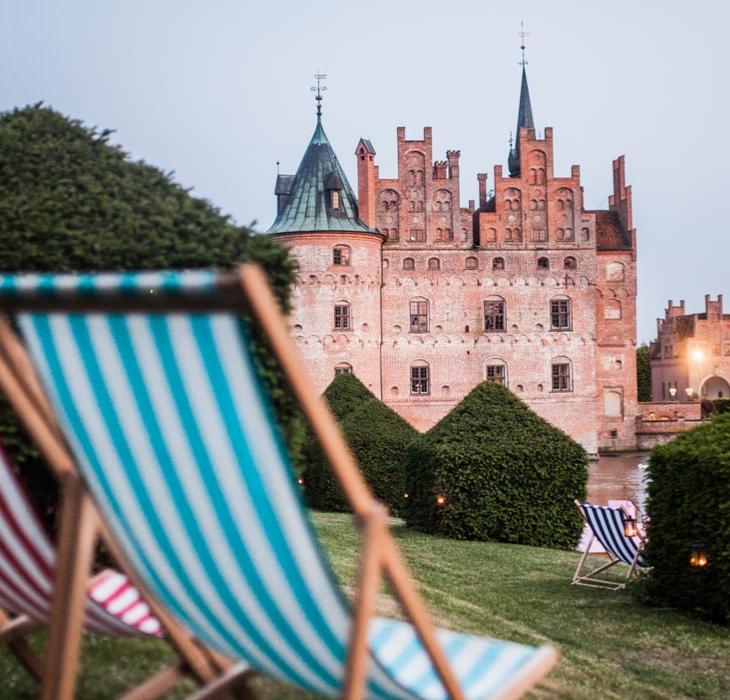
[[0, 265, 558, 700], [573, 501, 649, 591]]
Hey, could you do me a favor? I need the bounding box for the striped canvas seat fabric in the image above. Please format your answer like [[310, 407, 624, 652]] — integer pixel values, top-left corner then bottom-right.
[[0, 446, 161, 637], [7, 271, 554, 699], [578, 503, 647, 568]]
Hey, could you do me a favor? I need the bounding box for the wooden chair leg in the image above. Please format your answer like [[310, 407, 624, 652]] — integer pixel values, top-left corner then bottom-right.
[[342, 506, 387, 700], [41, 473, 98, 700], [572, 536, 594, 584], [0, 609, 44, 681]]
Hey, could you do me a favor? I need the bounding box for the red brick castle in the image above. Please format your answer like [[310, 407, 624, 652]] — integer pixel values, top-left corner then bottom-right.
[[268, 66, 638, 454]]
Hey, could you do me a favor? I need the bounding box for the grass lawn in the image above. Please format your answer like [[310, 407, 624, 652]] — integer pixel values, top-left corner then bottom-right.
[[2, 512, 728, 698]]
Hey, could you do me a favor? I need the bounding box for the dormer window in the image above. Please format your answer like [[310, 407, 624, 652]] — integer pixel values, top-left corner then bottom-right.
[[325, 171, 344, 213]]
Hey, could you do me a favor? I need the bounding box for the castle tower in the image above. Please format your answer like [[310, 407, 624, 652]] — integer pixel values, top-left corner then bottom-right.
[[268, 86, 384, 396]]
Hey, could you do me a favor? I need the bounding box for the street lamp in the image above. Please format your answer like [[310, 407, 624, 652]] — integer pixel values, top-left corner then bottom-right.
[[669, 385, 677, 401], [685, 387, 694, 400]]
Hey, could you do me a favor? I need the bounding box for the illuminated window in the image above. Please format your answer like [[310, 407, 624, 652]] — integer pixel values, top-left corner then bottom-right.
[[486, 363, 507, 385]]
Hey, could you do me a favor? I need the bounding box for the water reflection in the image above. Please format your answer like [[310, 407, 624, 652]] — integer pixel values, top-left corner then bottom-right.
[[587, 452, 649, 508]]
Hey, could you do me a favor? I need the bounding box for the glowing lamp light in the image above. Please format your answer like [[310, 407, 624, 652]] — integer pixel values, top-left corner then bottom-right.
[[668, 386, 677, 398], [691, 348, 705, 363], [436, 494, 446, 506], [685, 387, 693, 398], [689, 542, 708, 568], [622, 513, 638, 538], [403, 492, 409, 499], [296, 477, 304, 486]]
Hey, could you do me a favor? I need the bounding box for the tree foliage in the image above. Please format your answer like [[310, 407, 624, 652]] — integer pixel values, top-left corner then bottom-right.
[[636, 343, 652, 402], [641, 414, 730, 624], [302, 374, 418, 515], [404, 381, 588, 548], [0, 104, 301, 528]]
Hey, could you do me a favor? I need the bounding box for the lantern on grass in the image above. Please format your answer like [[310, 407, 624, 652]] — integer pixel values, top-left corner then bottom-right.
[[436, 494, 446, 507], [622, 511, 638, 538], [403, 492, 409, 500], [689, 542, 708, 568]]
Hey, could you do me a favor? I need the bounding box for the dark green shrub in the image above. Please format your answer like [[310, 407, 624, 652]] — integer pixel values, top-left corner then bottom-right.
[[642, 414, 730, 624], [636, 343, 652, 402], [714, 398, 730, 415], [0, 105, 301, 529], [303, 374, 418, 514], [404, 381, 588, 548]]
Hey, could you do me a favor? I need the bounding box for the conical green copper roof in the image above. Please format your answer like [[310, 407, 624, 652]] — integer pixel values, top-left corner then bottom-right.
[[267, 119, 377, 235]]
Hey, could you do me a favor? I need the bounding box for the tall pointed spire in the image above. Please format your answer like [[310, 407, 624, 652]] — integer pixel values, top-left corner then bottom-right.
[[508, 23, 535, 178]]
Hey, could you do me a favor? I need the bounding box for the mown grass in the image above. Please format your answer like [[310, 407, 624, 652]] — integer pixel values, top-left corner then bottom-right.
[[2, 512, 728, 698]]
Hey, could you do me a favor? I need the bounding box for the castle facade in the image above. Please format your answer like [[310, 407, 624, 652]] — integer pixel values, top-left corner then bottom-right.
[[268, 68, 638, 454], [651, 295, 730, 402]]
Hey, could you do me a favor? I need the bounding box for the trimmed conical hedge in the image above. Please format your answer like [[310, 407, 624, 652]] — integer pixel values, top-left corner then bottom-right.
[[303, 374, 418, 514], [641, 414, 730, 623], [404, 381, 588, 548]]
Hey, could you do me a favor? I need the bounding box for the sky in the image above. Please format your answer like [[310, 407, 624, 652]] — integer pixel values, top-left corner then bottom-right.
[[1, 0, 728, 342]]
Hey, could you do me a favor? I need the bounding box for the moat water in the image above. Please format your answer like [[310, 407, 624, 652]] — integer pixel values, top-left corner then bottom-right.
[[587, 452, 650, 507]]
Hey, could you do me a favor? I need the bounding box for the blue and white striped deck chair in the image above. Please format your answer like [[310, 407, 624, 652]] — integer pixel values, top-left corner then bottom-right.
[[573, 501, 649, 591], [0, 265, 558, 700]]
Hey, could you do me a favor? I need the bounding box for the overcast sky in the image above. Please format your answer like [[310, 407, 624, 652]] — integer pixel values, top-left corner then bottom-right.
[[2, 0, 728, 342]]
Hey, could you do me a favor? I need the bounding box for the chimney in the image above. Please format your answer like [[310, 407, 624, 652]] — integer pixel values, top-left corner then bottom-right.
[[355, 139, 377, 228]]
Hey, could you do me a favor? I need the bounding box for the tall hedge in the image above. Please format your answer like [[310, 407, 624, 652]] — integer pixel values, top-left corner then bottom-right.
[[0, 104, 300, 526], [641, 414, 730, 624], [303, 374, 418, 514], [636, 343, 652, 402], [404, 381, 588, 548]]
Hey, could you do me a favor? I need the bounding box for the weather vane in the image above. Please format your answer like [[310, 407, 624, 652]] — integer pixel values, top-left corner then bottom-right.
[[311, 71, 327, 119], [518, 21, 529, 67]]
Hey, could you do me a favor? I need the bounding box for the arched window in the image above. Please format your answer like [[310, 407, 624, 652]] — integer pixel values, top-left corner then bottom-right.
[[428, 257, 440, 271], [492, 257, 505, 271], [409, 298, 429, 333], [465, 256, 478, 270], [332, 245, 351, 266], [443, 228, 452, 241], [550, 297, 572, 330], [484, 296, 506, 332], [486, 358, 508, 386], [551, 356, 572, 392], [537, 257, 550, 270], [334, 302, 351, 331], [403, 257, 415, 270], [410, 361, 430, 395], [334, 363, 353, 376], [604, 299, 622, 320], [564, 256, 577, 270]]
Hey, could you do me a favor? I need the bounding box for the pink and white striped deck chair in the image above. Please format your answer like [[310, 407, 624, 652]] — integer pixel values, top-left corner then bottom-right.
[[0, 443, 161, 681]]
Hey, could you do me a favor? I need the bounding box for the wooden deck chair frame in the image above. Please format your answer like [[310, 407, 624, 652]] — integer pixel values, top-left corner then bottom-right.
[[0, 317, 250, 699], [571, 500, 645, 591], [0, 263, 558, 700]]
